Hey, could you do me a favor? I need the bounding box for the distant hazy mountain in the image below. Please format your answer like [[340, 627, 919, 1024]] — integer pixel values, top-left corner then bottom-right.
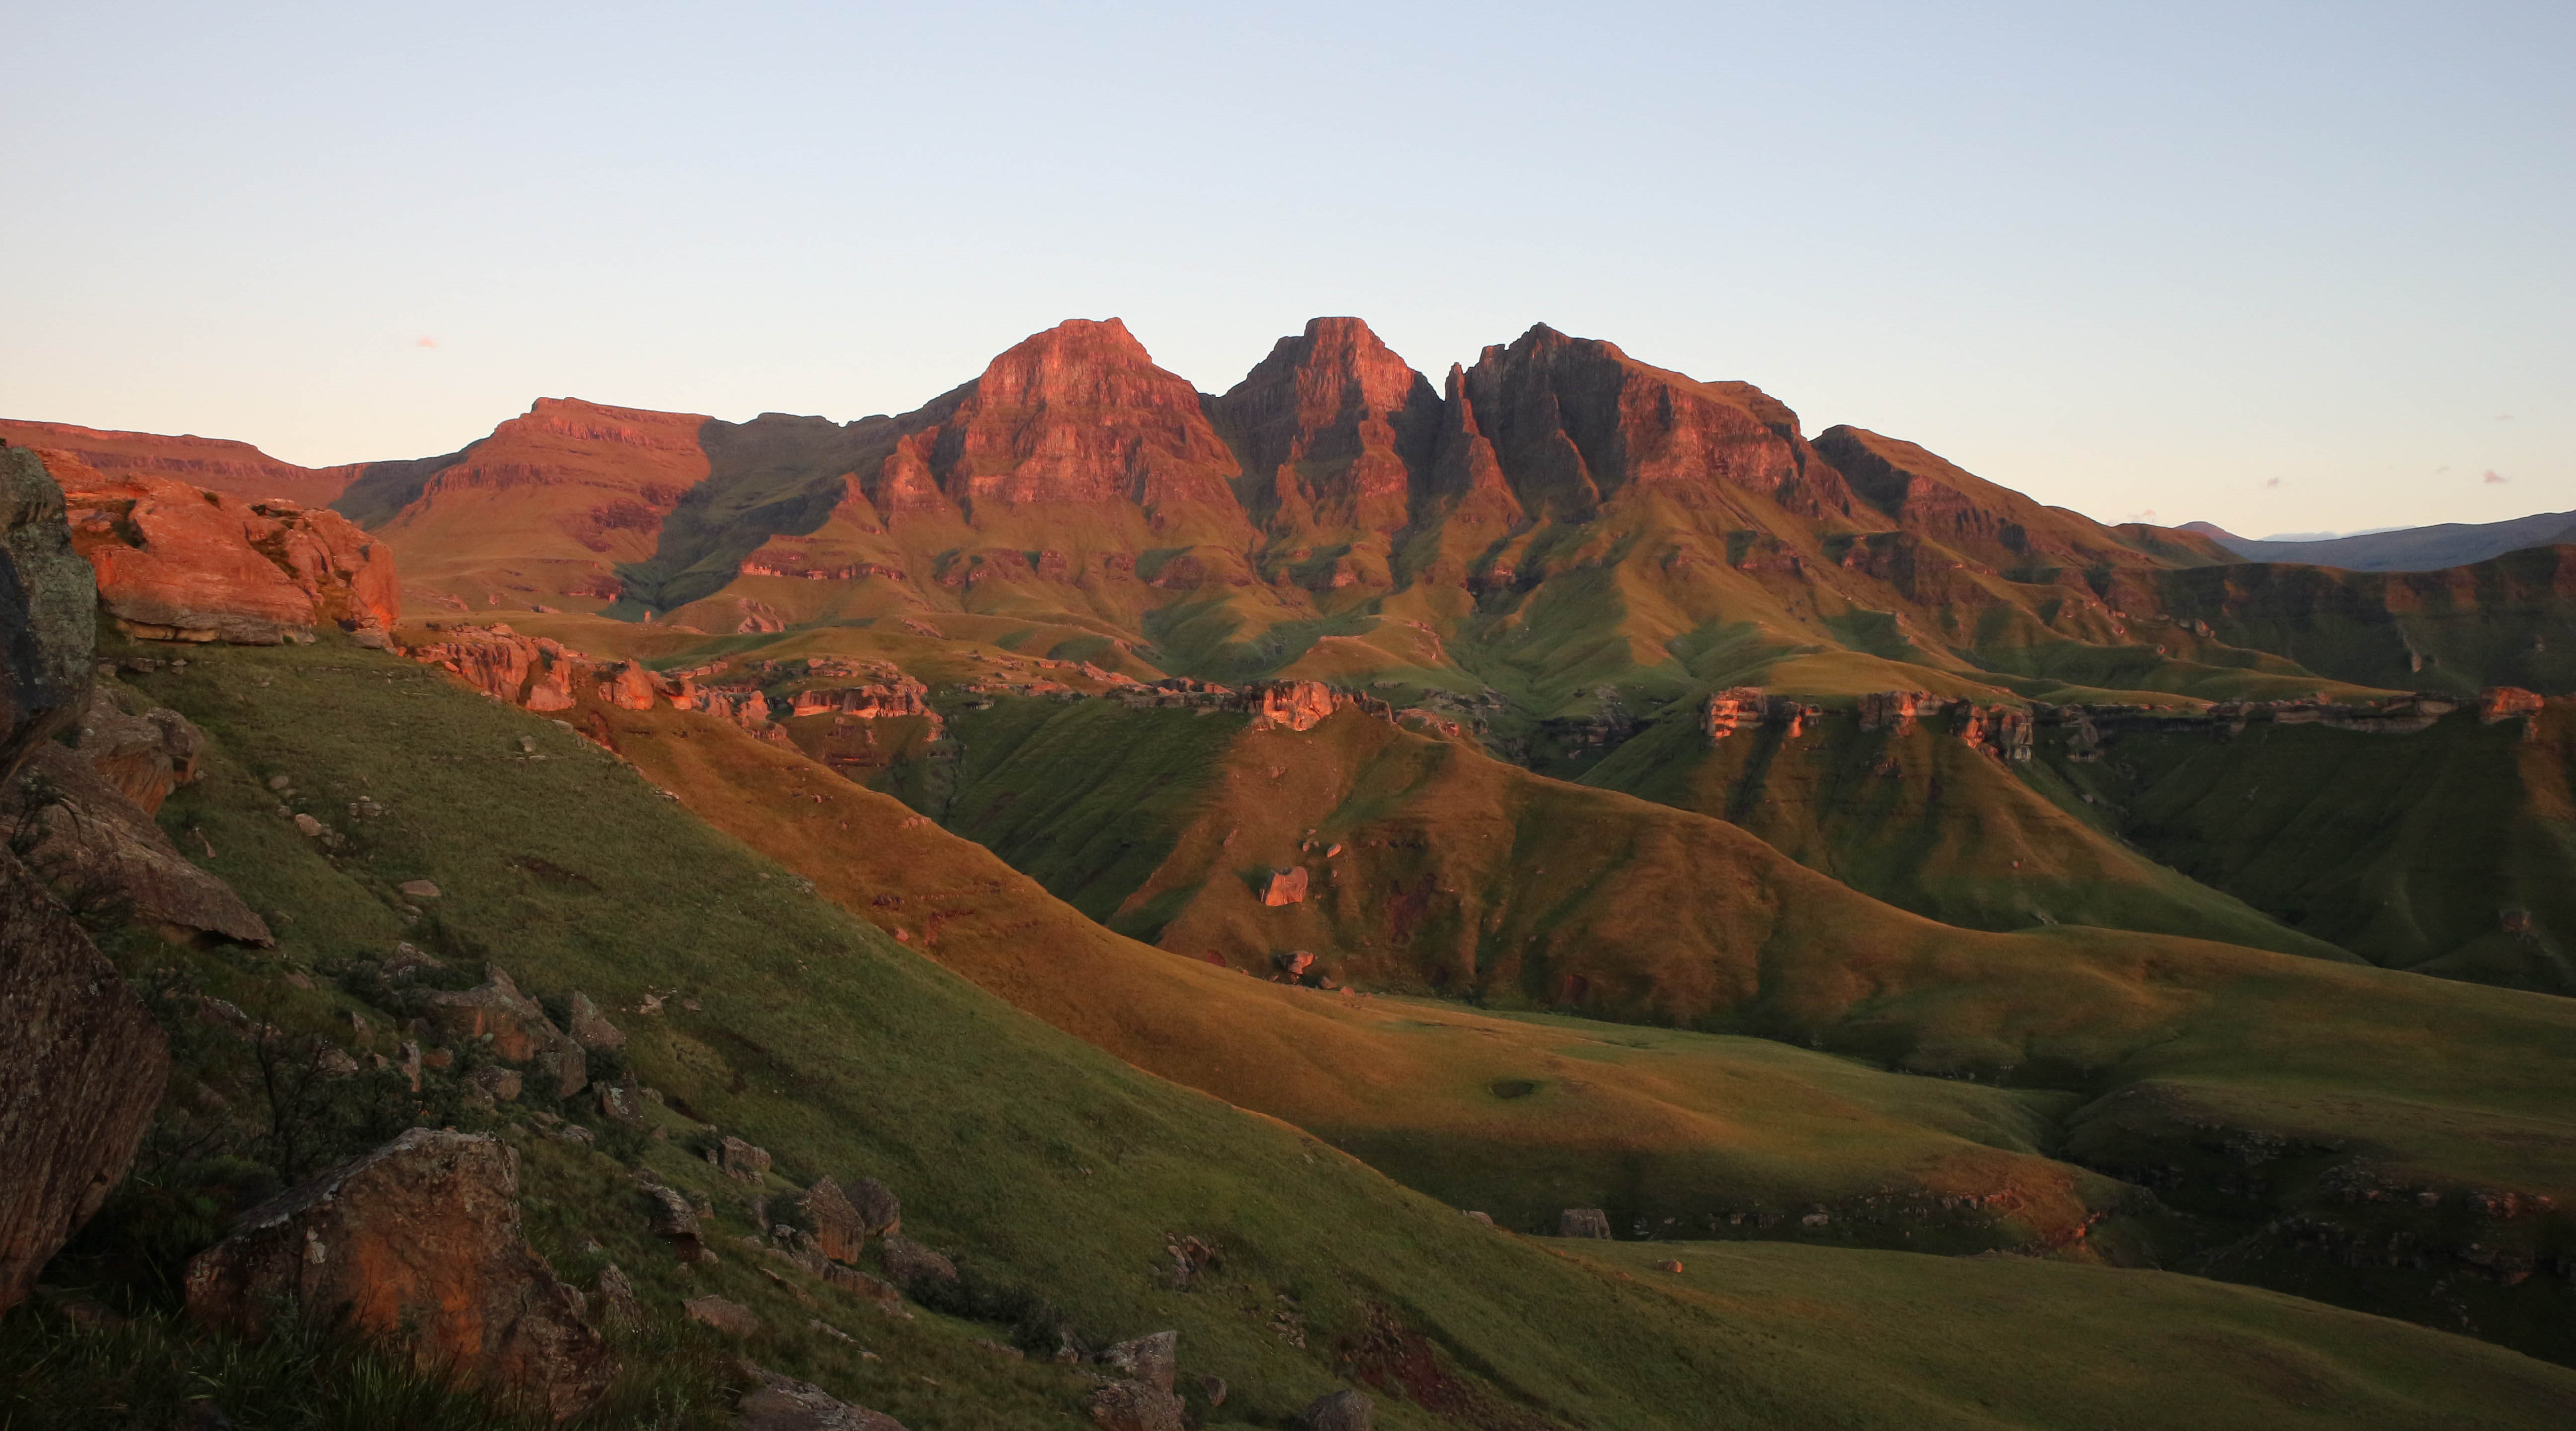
[[2185, 511, 2576, 571]]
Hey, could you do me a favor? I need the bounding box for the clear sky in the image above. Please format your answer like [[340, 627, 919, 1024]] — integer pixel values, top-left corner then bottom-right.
[[4, 1, 2567, 536]]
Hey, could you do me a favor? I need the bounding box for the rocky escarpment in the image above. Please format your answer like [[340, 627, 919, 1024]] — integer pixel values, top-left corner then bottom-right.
[[0, 444, 170, 1313]]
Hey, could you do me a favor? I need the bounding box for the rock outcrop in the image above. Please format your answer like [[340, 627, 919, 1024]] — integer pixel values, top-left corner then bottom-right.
[[46, 455, 398, 642], [183, 1129, 614, 1421], [0, 742, 274, 943]]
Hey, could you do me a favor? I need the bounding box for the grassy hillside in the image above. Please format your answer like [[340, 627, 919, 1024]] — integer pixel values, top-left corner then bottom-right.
[[18, 631, 2575, 1427], [801, 689, 2576, 1362], [2042, 702, 2576, 994], [1581, 705, 2353, 959]]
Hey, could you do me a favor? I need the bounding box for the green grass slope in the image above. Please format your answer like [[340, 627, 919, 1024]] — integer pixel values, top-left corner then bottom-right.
[[2041, 702, 2576, 994], [16, 632, 2574, 1426], [850, 691, 2576, 1363], [1580, 704, 2352, 960]]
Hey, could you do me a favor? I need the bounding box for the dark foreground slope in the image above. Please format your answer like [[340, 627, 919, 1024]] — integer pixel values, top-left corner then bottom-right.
[[12, 631, 2576, 1429]]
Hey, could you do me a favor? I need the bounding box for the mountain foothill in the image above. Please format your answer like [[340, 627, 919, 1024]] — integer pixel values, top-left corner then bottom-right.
[[4, 316, 2575, 1429]]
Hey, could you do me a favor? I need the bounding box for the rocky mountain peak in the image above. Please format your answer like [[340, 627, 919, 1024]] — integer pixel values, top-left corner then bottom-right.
[[1209, 317, 1439, 540]]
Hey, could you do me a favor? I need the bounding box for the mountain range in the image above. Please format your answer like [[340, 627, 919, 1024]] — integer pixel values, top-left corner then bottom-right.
[[4, 317, 2575, 1429]]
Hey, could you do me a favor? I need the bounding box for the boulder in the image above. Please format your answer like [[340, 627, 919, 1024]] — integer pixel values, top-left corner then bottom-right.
[[842, 1176, 901, 1236], [1, 447, 100, 774], [634, 1173, 706, 1258], [684, 1294, 761, 1337], [1085, 1379, 1185, 1431], [877, 1236, 956, 1292], [1261, 866, 1310, 907], [567, 989, 625, 1050], [50, 458, 398, 643], [715, 1135, 774, 1182], [1195, 1375, 1228, 1408], [0, 849, 171, 1313], [68, 690, 203, 814], [801, 1177, 869, 1264], [420, 967, 586, 1098], [595, 1263, 642, 1327], [1303, 1389, 1374, 1431], [1097, 1329, 1177, 1391], [1559, 1208, 1611, 1239], [183, 1129, 613, 1422], [735, 1362, 910, 1431], [1, 728, 273, 945]]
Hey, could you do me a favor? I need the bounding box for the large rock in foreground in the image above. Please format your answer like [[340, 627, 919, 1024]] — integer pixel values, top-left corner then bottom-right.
[[0, 848, 170, 1313], [0, 442, 167, 1315], [184, 1128, 614, 1422], [0, 446, 97, 773]]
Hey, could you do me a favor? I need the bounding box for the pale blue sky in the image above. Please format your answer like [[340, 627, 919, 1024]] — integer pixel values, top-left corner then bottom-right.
[[3, 1, 2567, 535]]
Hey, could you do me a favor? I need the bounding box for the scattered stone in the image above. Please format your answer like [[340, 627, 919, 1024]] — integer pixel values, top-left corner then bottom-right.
[[877, 1236, 956, 1292], [595, 1264, 642, 1327], [715, 1136, 774, 1182], [1086, 1379, 1184, 1431], [842, 1177, 901, 1236], [1098, 1330, 1177, 1391], [1260, 866, 1310, 906], [472, 1066, 523, 1103], [635, 1174, 707, 1260], [1655, 1259, 1684, 1274], [567, 990, 625, 1050], [976, 1337, 1025, 1360], [684, 1294, 760, 1337], [293, 813, 322, 837], [382, 941, 444, 979], [421, 966, 587, 1099], [182, 1129, 614, 1422], [1559, 1208, 1611, 1240], [802, 1177, 869, 1264], [1195, 1375, 1227, 1408], [1463, 1211, 1493, 1225], [735, 1362, 909, 1430], [1302, 1389, 1374, 1431], [398, 879, 441, 899]]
